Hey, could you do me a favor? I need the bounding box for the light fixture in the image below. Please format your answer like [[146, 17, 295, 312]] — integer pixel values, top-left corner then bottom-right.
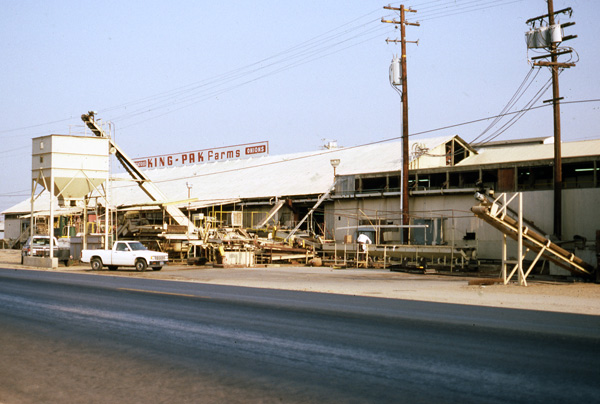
[[330, 159, 340, 177]]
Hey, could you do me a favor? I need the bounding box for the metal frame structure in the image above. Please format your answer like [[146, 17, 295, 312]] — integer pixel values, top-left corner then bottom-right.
[[472, 192, 595, 285], [81, 112, 196, 236]]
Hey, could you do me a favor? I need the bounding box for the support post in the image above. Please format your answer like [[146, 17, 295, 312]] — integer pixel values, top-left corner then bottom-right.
[[518, 192, 524, 285], [49, 167, 54, 260], [502, 233, 508, 284]]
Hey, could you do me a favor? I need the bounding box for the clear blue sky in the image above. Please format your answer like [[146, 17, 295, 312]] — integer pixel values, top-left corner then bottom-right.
[[1, 0, 599, 214]]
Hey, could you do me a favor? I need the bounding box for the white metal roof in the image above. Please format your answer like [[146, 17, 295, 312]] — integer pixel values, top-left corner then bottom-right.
[[108, 136, 462, 208], [5, 135, 598, 215], [461, 138, 600, 166], [4, 137, 454, 214]]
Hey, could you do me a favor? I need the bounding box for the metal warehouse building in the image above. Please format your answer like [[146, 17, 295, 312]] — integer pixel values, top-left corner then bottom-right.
[[3, 134, 600, 277]]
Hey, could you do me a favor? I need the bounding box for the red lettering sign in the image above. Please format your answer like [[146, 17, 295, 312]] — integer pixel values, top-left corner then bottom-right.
[[133, 141, 268, 169], [246, 145, 266, 155]]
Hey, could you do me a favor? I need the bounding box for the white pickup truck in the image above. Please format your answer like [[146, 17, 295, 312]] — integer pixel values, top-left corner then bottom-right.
[[81, 240, 168, 272]]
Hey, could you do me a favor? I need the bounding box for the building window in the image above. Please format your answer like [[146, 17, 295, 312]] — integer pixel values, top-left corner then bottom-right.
[[447, 170, 478, 188], [517, 166, 553, 190], [361, 176, 387, 193], [388, 175, 400, 192], [335, 175, 355, 196], [563, 161, 598, 188], [481, 169, 498, 191], [445, 140, 470, 166]]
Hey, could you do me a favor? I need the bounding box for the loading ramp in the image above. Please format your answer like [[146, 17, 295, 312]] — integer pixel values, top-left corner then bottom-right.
[[471, 192, 595, 284]]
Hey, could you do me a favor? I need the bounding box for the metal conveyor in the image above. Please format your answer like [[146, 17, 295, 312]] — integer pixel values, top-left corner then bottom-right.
[[471, 192, 595, 283]]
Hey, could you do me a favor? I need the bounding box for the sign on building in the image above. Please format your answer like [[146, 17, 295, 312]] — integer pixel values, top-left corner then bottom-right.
[[133, 141, 269, 169]]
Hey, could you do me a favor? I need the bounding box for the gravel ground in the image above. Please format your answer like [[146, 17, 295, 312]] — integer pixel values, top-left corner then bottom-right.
[[2, 249, 599, 315]]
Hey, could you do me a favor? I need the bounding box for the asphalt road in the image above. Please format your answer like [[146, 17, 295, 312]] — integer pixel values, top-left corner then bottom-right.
[[1, 268, 599, 404]]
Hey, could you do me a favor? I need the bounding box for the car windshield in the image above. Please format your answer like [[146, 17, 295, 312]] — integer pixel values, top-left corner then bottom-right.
[[128, 242, 147, 251], [32, 238, 50, 246]]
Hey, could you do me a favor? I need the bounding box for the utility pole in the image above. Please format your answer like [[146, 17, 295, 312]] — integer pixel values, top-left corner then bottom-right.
[[526, 1, 577, 239], [382, 5, 419, 243]]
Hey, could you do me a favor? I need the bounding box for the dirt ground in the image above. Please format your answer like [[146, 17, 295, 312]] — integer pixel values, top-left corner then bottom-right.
[[2, 249, 599, 315]]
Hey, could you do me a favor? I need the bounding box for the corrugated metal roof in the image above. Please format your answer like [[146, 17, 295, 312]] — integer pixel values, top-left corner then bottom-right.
[[460, 138, 600, 166], [4, 136, 454, 214], [5, 135, 597, 215], [2, 191, 87, 216], [109, 136, 460, 208]]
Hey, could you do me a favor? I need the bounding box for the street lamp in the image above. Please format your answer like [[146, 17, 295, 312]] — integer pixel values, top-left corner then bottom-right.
[[186, 182, 193, 227], [330, 158, 340, 178]]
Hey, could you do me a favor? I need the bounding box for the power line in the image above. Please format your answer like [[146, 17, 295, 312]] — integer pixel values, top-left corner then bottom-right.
[[0, 117, 74, 136], [109, 22, 387, 127], [117, 25, 388, 130], [470, 67, 542, 145], [119, 99, 600, 185], [407, 0, 524, 22], [0, 9, 385, 137], [0, 145, 29, 155], [4, 98, 598, 201], [476, 77, 554, 145]]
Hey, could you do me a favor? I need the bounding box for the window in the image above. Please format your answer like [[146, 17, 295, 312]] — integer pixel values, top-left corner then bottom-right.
[[517, 166, 553, 190], [459, 171, 479, 188], [388, 175, 400, 192], [481, 169, 498, 190], [563, 162, 597, 188], [361, 176, 387, 193], [415, 173, 446, 189], [335, 175, 355, 196], [445, 140, 470, 166]]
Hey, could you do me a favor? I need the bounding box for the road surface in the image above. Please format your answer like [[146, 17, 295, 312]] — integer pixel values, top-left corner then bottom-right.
[[1, 268, 599, 403]]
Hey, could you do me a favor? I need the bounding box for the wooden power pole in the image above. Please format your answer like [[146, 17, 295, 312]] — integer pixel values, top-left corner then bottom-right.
[[526, 1, 577, 239], [382, 5, 419, 243]]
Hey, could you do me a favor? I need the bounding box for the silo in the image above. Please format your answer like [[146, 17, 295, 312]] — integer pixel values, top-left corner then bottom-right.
[[28, 134, 110, 266], [32, 135, 109, 203]]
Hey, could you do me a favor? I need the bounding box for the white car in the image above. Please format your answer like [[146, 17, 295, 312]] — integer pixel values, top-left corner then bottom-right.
[[22, 235, 72, 266]]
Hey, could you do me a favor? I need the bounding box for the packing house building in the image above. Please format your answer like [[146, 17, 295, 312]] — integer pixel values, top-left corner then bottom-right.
[[3, 135, 600, 274]]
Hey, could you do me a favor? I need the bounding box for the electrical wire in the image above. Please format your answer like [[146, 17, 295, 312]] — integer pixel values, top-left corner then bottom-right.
[[0, 8, 385, 138], [406, 0, 524, 22], [471, 68, 538, 143], [0, 0, 532, 138], [475, 73, 555, 145], [116, 26, 389, 130], [109, 23, 388, 127], [0, 117, 74, 136], [0, 145, 30, 155], [128, 100, 599, 185]]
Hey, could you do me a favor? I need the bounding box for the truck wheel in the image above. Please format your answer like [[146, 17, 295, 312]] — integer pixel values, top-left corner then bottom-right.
[[108, 266, 118, 271], [152, 267, 162, 271], [135, 259, 147, 272], [91, 258, 103, 271]]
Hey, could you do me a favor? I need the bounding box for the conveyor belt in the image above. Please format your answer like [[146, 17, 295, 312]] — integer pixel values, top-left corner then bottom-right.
[[82, 112, 193, 231], [471, 204, 595, 279]]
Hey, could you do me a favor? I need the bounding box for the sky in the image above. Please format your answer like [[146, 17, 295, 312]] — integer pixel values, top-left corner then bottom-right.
[[1, 0, 599, 215]]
